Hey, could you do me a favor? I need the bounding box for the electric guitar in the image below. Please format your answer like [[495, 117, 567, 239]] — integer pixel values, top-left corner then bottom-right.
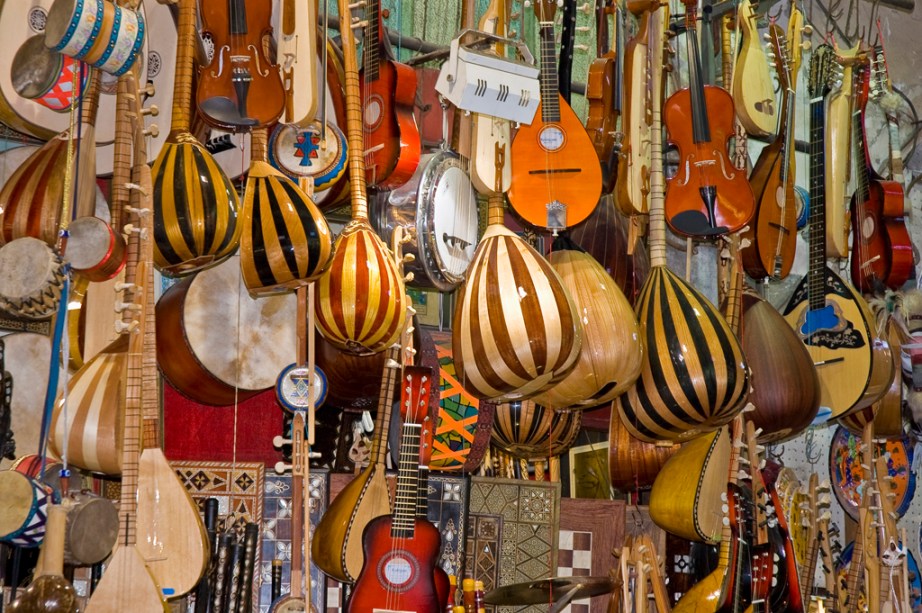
[[346, 366, 442, 613], [782, 45, 891, 422], [507, 0, 602, 231], [359, 0, 422, 188]]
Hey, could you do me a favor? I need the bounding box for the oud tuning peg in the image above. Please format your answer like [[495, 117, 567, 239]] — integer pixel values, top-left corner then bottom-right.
[[114, 320, 139, 334], [141, 104, 159, 117], [139, 82, 156, 98], [122, 224, 149, 239]]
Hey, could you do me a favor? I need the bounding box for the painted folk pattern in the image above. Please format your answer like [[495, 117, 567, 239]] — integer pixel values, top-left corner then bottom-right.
[[452, 223, 581, 403], [617, 266, 749, 443], [152, 137, 241, 276], [240, 160, 333, 294]]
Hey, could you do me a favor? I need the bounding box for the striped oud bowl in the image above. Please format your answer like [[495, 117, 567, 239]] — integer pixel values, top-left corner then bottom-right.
[[617, 266, 749, 443]]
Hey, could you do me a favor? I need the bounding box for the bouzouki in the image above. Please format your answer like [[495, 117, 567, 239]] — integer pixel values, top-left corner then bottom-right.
[[663, 0, 756, 238], [196, 0, 285, 129], [782, 45, 891, 421], [507, 0, 602, 231], [848, 58, 912, 293], [359, 0, 421, 189], [347, 366, 442, 613], [742, 24, 799, 281]]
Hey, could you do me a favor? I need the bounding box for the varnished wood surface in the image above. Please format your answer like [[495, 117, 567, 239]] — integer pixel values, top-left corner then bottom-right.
[[608, 410, 677, 491], [730, 0, 777, 137], [532, 240, 642, 409], [649, 426, 730, 543], [490, 400, 581, 460], [741, 291, 820, 443]]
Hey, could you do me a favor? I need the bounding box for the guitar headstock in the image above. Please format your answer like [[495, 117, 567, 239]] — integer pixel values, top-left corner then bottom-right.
[[869, 45, 892, 103], [533, 0, 559, 22], [808, 44, 838, 98]]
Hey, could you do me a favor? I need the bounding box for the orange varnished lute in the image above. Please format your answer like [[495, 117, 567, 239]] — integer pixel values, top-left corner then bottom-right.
[[608, 408, 677, 491], [313, 0, 407, 356]]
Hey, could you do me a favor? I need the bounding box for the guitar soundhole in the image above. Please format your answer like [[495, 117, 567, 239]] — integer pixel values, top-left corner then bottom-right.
[[364, 95, 384, 131], [538, 125, 565, 152], [861, 215, 875, 239], [376, 551, 419, 591]]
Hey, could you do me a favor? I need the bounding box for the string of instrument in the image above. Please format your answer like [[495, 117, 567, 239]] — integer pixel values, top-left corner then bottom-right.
[[0, 0, 919, 611]]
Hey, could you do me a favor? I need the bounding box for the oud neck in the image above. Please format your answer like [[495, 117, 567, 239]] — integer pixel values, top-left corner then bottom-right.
[[538, 22, 561, 122], [392, 420, 422, 538], [339, 0, 370, 219], [806, 84, 827, 312], [369, 346, 401, 467], [647, 5, 667, 268]]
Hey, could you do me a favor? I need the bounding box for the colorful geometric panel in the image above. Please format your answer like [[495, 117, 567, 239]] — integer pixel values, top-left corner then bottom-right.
[[426, 473, 469, 580], [257, 470, 329, 613], [466, 477, 560, 613]]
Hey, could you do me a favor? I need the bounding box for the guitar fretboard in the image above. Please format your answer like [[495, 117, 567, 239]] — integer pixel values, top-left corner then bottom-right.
[[806, 88, 827, 314], [391, 423, 421, 538], [364, 0, 382, 82]]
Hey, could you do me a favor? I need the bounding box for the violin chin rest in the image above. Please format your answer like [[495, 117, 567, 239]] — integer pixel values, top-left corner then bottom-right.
[[199, 96, 258, 128], [669, 209, 728, 238]]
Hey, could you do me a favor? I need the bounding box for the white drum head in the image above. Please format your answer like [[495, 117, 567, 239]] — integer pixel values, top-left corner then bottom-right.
[[430, 164, 478, 280]]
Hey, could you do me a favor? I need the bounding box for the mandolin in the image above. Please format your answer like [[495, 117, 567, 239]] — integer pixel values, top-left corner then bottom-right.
[[506, 0, 602, 231], [730, 0, 777, 137], [195, 0, 285, 130], [663, 0, 755, 238], [347, 366, 442, 613], [741, 25, 799, 281], [848, 58, 913, 293], [616, 0, 659, 218], [359, 0, 421, 189], [586, 0, 625, 192], [782, 45, 892, 422]]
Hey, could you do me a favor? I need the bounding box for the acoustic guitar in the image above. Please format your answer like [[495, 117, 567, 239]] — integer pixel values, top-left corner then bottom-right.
[[196, 0, 285, 129], [742, 25, 800, 281], [782, 45, 892, 422], [730, 0, 777, 137], [359, 0, 421, 189], [848, 58, 912, 293], [663, 0, 755, 238], [347, 366, 442, 613], [507, 0, 602, 231]]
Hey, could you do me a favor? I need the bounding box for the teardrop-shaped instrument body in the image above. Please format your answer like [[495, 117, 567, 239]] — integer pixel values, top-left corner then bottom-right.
[[451, 223, 582, 402], [608, 406, 678, 491], [617, 266, 749, 443]]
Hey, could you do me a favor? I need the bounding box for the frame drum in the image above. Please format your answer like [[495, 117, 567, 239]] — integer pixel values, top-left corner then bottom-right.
[[64, 216, 126, 282], [371, 151, 479, 292], [63, 492, 118, 565], [156, 254, 297, 406], [11, 34, 87, 111], [0, 333, 63, 471], [0, 469, 51, 547], [0, 237, 65, 319]]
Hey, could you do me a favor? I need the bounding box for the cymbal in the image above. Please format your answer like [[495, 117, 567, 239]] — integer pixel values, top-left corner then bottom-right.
[[484, 576, 617, 606]]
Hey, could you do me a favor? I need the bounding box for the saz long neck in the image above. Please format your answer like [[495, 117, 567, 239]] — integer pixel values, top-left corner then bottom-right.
[[369, 347, 401, 467]]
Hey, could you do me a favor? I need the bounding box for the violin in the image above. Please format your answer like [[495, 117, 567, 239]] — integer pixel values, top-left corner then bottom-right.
[[196, 0, 285, 130], [585, 0, 625, 192], [663, 0, 755, 238], [849, 54, 913, 293]]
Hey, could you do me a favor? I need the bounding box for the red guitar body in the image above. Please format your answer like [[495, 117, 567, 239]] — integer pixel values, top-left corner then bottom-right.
[[346, 516, 442, 613], [359, 45, 421, 189], [850, 176, 913, 292]]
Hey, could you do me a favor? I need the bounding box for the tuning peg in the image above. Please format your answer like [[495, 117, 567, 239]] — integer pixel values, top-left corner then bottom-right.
[[125, 182, 149, 196], [114, 281, 136, 293], [576, 25, 591, 32], [762, 32, 771, 41], [802, 24, 814, 35], [577, 2, 592, 12], [801, 40, 812, 51], [348, 0, 365, 7], [574, 44, 590, 52], [125, 205, 150, 218], [141, 104, 159, 117], [114, 301, 141, 313], [523, 0, 532, 7], [274, 460, 292, 474], [144, 124, 160, 139], [139, 82, 156, 98], [122, 224, 148, 239], [115, 320, 139, 334]]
